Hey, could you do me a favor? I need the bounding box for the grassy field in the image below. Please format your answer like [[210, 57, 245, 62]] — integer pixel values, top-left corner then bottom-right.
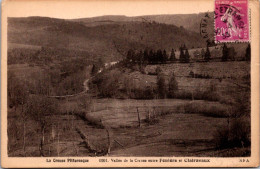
[[7, 60, 250, 157], [146, 61, 250, 78], [126, 61, 250, 96], [9, 98, 243, 157]]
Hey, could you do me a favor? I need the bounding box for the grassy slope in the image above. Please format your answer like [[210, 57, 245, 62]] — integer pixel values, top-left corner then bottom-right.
[[8, 16, 206, 63]]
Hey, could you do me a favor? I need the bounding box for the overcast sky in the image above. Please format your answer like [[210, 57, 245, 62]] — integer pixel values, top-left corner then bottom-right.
[[4, 0, 213, 19]]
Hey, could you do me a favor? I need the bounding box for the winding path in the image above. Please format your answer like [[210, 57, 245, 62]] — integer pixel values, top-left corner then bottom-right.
[[48, 61, 116, 98]]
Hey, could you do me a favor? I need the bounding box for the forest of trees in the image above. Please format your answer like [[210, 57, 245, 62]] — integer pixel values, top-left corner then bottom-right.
[[221, 44, 251, 62], [125, 47, 178, 65], [90, 65, 179, 100], [124, 43, 250, 65], [124, 44, 212, 65], [124, 44, 216, 65]]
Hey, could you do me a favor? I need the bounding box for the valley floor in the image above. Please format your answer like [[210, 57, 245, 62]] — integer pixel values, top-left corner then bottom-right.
[[8, 99, 250, 157]]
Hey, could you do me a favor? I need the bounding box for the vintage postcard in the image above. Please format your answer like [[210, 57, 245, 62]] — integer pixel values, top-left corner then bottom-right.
[[1, 0, 259, 168]]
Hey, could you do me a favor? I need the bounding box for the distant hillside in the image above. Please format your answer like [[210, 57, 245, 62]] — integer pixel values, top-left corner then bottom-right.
[[72, 13, 214, 33], [8, 15, 209, 62]]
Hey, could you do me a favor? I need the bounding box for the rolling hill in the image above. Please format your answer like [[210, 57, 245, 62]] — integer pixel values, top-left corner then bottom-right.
[[72, 13, 215, 34], [8, 15, 208, 63]]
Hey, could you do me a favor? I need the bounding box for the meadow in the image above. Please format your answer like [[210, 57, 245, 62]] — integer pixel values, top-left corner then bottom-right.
[[8, 59, 250, 157], [8, 97, 237, 157]]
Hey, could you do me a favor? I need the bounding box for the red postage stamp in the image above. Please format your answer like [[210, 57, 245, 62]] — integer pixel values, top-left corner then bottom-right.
[[215, 0, 250, 42]]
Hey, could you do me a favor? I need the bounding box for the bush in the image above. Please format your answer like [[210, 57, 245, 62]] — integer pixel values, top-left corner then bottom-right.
[[84, 113, 104, 129], [155, 66, 162, 74], [143, 110, 159, 125], [214, 127, 229, 149], [174, 90, 219, 101], [91, 70, 121, 98], [168, 72, 178, 98], [130, 87, 156, 99], [194, 90, 219, 101], [179, 103, 228, 118], [174, 91, 193, 100], [8, 72, 29, 109], [214, 118, 250, 149], [157, 73, 167, 99], [189, 71, 213, 79]]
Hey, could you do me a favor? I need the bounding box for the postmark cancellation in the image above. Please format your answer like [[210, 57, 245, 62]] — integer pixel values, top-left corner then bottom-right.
[[214, 0, 250, 42]]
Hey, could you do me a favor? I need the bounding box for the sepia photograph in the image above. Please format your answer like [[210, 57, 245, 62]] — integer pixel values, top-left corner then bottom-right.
[[1, 0, 259, 167]]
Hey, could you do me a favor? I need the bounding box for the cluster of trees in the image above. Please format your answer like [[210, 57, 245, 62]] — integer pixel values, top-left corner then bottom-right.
[[91, 58, 105, 76], [245, 44, 251, 61], [8, 51, 92, 156], [179, 44, 190, 63], [90, 66, 179, 99], [189, 45, 212, 62], [8, 64, 87, 156], [90, 69, 121, 98], [178, 44, 210, 63], [222, 44, 235, 61], [8, 72, 58, 156], [221, 44, 251, 62], [124, 44, 213, 65], [124, 43, 251, 65], [156, 67, 178, 99], [8, 48, 38, 65], [124, 47, 179, 66], [126, 49, 171, 65]]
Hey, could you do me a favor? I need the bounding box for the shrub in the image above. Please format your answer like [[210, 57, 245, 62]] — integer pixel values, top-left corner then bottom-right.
[[180, 103, 228, 118], [25, 95, 58, 156], [174, 90, 219, 101], [168, 72, 178, 98], [213, 85, 251, 150], [84, 113, 104, 129], [143, 110, 159, 125], [155, 66, 162, 74], [130, 87, 156, 99], [157, 73, 167, 99], [156, 109, 172, 116], [194, 90, 219, 101], [214, 118, 250, 149], [77, 95, 93, 112], [8, 72, 29, 109], [214, 127, 229, 149], [91, 70, 121, 98], [174, 91, 193, 100]]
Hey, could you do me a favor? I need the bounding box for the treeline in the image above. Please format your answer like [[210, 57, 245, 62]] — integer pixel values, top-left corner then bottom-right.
[[222, 43, 250, 61], [123, 44, 200, 65], [125, 48, 172, 65], [123, 43, 251, 65], [123, 44, 204, 65]]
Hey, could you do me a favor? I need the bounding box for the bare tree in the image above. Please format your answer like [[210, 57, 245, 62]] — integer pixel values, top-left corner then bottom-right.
[[26, 95, 57, 156]]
